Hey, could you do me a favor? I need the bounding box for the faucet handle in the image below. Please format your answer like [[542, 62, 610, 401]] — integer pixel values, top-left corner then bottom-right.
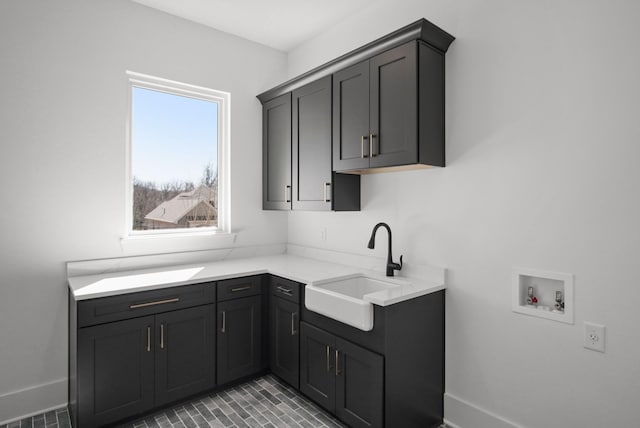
[[389, 255, 403, 273]]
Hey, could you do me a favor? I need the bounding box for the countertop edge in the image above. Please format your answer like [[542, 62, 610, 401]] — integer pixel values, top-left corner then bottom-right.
[[68, 255, 445, 306]]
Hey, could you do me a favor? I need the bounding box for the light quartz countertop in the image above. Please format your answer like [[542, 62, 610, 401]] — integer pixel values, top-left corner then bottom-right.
[[68, 254, 444, 306]]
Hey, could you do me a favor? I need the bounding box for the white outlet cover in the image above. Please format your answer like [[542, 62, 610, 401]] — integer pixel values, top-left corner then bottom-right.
[[584, 322, 606, 353]]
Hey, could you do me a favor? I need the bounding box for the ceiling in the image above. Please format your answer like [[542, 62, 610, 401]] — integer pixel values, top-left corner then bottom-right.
[[132, 0, 374, 52]]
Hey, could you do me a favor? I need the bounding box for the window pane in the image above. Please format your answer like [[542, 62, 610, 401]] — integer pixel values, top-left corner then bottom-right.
[[132, 87, 218, 231]]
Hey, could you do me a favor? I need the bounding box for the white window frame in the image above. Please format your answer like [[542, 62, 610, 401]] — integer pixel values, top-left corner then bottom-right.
[[124, 71, 231, 238]]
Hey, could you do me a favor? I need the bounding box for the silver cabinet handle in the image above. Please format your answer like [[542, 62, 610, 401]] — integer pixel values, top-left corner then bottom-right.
[[146, 326, 151, 352], [285, 184, 291, 203], [160, 323, 165, 349], [370, 134, 376, 157], [130, 297, 179, 309], [323, 182, 331, 203], [291, 312, 297, 336], [361, 135, 369, 158], [277, 286, 292, 296], [326, 345, 331, 372], [335, 349, 341, 376], [231, 286, 251, 292], [221, 311, 226, 333]]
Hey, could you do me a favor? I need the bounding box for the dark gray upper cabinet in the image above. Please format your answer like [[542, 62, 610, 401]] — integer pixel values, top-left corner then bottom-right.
[[155, 305, 216, 406], [292, 76, 333, 211], [259, 19, 453, 176], [292, 76, 361, 211], [264, 76, 360, 212], [369, 42, 418, 168], [332, 62, 370, 171], [262, 93, 291, 210], [334, 41, 443, 172]]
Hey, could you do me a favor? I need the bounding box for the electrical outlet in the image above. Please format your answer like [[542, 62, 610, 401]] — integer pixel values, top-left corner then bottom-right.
[[320, 227, 327, 242], [583, 322, 606, 353]]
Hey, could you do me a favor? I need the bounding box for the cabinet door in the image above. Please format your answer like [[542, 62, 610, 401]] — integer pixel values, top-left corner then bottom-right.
[[270, 296, 300, 388], [300, 322, 336, 412], [78, 316, 155, 427], [333, 61, 371, 172], [263, 93, 292, 210], [335, 338, 384, 428], [369, 42, 418, 168], [217, 295, 262, 384], [292, 76, 332, 210], [155, 305, 216, 406]]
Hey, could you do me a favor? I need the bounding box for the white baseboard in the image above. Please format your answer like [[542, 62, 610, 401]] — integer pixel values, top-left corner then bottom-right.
[[444, 393, 523, 428], [0, 378, 67, 425]]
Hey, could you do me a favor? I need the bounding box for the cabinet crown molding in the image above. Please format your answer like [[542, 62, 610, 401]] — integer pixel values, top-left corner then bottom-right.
[[257, 18, 455, 103]]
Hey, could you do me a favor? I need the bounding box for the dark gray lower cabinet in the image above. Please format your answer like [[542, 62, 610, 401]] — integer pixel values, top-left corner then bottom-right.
[[270, 296, 300, 388], [269, 276, 301, 388], [75, 304, 216, 428], [77, 316, 155, 427], [74, 304, 215, 428], [155, 306, 216, 406], [300, 322, 335, 411], [71, 274, 443, 428], [335, 337, 384, 428], [217, 295, 262, 384], [300, 322, 383, 428]]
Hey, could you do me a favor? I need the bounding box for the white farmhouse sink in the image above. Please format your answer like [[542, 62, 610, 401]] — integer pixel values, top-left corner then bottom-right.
[[305, 275, 404, 331]]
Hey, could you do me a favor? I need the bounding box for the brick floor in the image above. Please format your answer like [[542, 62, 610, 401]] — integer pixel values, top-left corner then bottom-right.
[[1, 375, 448, 428]]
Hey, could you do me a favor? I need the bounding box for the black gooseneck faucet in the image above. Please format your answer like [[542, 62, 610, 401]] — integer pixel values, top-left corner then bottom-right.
[[367, 222, 403, 277]]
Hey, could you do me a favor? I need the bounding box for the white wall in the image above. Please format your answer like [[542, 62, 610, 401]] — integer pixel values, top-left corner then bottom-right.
[[0, 0, 287, 421], [3, 1, 640, 426], [287, 0, 640, 427]]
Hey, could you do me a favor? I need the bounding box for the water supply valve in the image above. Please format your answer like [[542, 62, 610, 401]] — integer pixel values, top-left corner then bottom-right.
[[554, 291, 565, 311], [527, 286, 538, 305]]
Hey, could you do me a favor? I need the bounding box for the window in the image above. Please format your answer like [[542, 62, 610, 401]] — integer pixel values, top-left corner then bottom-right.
[[126, 72, 230, 236]]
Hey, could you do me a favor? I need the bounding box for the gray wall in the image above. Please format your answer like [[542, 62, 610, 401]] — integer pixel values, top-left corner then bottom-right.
[[0, 0, 287, 420], [287, 0, 640, 427]]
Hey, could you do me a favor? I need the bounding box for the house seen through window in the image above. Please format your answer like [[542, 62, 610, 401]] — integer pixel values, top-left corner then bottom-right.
[[129, 75, 225, 232]]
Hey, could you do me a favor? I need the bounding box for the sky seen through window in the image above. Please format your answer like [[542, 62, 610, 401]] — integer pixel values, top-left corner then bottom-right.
[[132, 86, 218, 186]]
